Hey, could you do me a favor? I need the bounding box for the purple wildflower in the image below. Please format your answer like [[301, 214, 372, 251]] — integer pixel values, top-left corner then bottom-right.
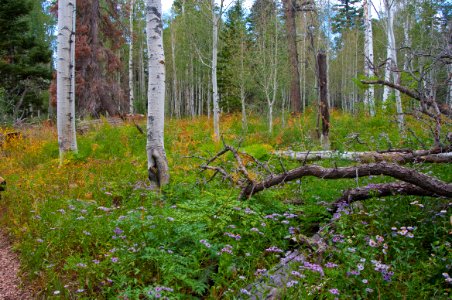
[[329, 289, 340, 295], [286, 280, 298, 287], [113, 227, 124, 235], [241, 289, 251, 296], [200, 239, 211, 248], [303, 262, 324, 276], [369, 239, 378, 247], [111, 257, 119, 263], [219, 244, 233, 255], [325, 262, 338, 268], [254, 268, 267, 276], [265, 246, 283, 253]]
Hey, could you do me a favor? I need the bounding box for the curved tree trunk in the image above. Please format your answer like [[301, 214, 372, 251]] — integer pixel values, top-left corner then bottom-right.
[[145, 0, 169, 187], [57, 0, 78, 163]]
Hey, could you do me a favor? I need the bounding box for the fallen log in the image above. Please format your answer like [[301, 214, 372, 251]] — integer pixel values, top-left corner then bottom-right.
[[334, 182, 436, 206], [274, 147, 452, 164], [240, 162, 452, 199]]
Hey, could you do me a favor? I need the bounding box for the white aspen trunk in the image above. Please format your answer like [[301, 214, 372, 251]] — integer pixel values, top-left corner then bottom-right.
[[268, 102, 273, 134], [207, 80, 211, 119], [403, 14, 412, 71], [211, 0, 221, 142], [57, 0, 77, 162], [363, 0, 375, 116], [145, 0, 169, 187], [128, 0, 135, 114], [139, 43, 146, 110], [383, 0, 404, 131]]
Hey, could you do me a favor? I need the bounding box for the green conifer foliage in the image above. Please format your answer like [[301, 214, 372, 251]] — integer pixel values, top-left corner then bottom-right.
[[218, 0, 249, 112], [0, 0, 52, 119], [331, 0, 363, 34]]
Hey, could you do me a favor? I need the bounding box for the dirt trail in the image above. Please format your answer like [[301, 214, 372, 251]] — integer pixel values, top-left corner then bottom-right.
[[0, 231, 31, 300]]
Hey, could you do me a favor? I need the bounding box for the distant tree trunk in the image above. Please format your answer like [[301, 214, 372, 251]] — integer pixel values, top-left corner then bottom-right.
[[447, 20, 452, 108], [363, 0, 375, 116], [402, 14, 412, 71], [240, 38, 247, 131], [170, 15, 180, 118], [128, 0, 135, 114], [146, 0, 169, 187], [448, 64, 452, 108], [282, 0, 301, 113], [318, 51, 330, 149], [57, 0, 78, 162], [382, 0, 404, 131], [211, 0, 221, 142]]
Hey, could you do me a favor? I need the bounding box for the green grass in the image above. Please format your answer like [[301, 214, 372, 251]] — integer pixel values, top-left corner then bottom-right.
[[0, 110, 450, 299]]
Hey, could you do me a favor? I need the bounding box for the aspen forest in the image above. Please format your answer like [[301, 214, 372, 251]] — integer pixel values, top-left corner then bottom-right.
[[0, 0, 451, 298]]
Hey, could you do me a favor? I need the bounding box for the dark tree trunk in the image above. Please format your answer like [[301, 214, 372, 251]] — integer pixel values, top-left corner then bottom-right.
[[317, 51, 329, 147], [282, 0, 301, 113]]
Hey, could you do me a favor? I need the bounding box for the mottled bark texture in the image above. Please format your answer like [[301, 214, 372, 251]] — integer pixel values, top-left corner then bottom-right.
[[145, 0, 169, 187], [56, 0, 78, 161]]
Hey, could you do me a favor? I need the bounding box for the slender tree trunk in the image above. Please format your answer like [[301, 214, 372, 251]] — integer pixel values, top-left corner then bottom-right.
[[448, 64, 452, 108], [447, 20, 452, 108], [363, 0, 375, 116], [240, 38, 247, 131], [383, 0, 404, 131], [145, 0, 169, 187], [403, 14, 412, 71], [128, 0, 135, 114], [57, 0, 78, 162], [170, 17, 179, 118], [211, 0, 221, 142], [318, 52, 330, 149]]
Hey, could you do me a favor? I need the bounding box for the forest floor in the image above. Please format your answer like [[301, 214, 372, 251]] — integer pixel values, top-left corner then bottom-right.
[[0, 231, 31, 299], [0, 112, 450, 299]]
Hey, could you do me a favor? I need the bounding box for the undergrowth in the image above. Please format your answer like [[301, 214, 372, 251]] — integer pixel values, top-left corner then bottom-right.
[[0, 111, 450, 299]]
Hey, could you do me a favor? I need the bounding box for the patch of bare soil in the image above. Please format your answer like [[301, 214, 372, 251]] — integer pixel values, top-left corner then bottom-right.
[[0, 231, 32, 300]]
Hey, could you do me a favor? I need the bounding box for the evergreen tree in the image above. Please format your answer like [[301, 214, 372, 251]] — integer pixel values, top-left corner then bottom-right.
[[331, 0, 363, 34], [218, 0, 248, 112], [0, 0, 52, 119]]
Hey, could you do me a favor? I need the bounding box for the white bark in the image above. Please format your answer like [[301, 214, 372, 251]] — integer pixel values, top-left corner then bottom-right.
[[211, 0, 221, 142], [146, 0, 169, 187], [363, 0, 375, 116], [57, 0, 77, 162], [275, 150, 452, 162], [403, 14, 412, 71], [382, 0, 404, 131], [129, 0, 135, 114]]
